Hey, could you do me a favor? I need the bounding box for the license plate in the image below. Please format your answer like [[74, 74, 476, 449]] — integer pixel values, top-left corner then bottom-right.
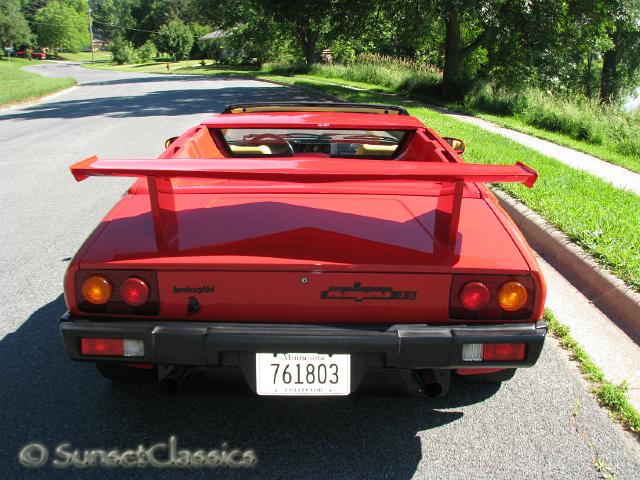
[[256, 353, 350, 396]]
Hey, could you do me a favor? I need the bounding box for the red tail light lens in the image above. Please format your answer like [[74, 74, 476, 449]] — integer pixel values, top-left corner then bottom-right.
[[483, 343, 526, 361], [81, 338, 123, 356], [120, 277, 150, 306], [459, 281, 490, 310]]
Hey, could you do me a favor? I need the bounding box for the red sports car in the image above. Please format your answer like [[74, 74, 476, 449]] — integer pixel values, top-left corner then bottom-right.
[[61, 102, 546, 397]]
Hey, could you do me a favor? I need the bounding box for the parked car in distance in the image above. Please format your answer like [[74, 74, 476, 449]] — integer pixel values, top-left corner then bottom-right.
[[16, 49, 46, 60], [60, 102, 547, 397]]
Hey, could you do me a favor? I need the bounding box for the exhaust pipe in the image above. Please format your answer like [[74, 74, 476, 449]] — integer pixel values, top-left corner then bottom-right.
[[159, 366, 191, 393], [416, 369, 449, 398]]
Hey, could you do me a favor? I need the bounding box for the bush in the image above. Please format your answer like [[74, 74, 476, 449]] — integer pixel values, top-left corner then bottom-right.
[[153, 19, 194, 61], [308, 53, 442, 96], [261, 62, 310, 75], [137, 40, 157, 62], [109, 37, 138, 65]]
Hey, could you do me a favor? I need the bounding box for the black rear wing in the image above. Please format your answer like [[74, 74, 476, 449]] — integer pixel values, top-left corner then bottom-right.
[[222, 102, 409, 115]]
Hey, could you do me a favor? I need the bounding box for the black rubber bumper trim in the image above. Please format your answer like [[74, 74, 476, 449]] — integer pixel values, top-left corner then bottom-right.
[[59, 313, 547, 369]]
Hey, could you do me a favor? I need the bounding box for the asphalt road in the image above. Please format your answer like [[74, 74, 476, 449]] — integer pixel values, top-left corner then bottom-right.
[[1, 62, 639, 479]]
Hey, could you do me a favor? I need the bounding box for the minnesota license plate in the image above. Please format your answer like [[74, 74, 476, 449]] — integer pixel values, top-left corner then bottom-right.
[[255, 353, 350, 396]]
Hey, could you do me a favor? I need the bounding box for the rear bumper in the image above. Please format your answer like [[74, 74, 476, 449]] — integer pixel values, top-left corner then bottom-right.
[[59, 313, 547, 369]]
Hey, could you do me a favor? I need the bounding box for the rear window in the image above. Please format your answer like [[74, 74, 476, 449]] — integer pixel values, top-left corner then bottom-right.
[[217, 128, 407, 158]]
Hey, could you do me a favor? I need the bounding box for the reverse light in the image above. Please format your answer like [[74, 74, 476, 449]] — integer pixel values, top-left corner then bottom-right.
[[461, 343, 483, 361], [81, 338, 144, 357], [120, 277, 150, 306], [81, 275, 113, 305], [498, 281, 528, 312], [459, 282, 490, 311]]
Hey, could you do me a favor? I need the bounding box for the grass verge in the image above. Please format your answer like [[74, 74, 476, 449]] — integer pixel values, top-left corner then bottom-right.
[[0, 58, 75, 107], [545, 309, 640, 438], [80, 61, 640, 291], [56, 51, 112, 63]]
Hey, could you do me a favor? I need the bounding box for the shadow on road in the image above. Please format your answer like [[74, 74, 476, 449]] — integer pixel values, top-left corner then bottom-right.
[[0, 84, 314, 121], [80, 74, 262, 87], [0, 296, 500, 479]]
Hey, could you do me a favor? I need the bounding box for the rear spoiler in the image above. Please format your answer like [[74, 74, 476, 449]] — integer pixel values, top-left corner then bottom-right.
[[71, 156, 537, 251]]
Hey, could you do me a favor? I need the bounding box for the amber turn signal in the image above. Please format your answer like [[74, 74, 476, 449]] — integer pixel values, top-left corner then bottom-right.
[[497, 281, 528, 311], [81, 275, 113, 305]]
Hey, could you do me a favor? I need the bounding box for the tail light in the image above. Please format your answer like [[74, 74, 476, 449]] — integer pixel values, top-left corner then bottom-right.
[[459, 281, 490, 310], [120, 277, 150, 306], [81, 338, 144, 357], [450, 275, 534, 320], [75, 270, 158, 315], [462, 343, 526, 362]]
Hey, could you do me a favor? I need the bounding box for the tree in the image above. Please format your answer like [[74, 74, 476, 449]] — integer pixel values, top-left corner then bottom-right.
[[254, 0, 373, 64], [34, 0, 90, 52], [436, 0, 509, 99], [0, 0, 31, 46], [153, 19, 194, 60], [599, 0, 640, 103]]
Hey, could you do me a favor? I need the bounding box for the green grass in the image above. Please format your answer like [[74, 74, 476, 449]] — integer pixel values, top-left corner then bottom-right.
[[0, 58, 75, 107], [545, 309, 640, 438], [81, 61, 640, 291], [56, 51, 112, 63]]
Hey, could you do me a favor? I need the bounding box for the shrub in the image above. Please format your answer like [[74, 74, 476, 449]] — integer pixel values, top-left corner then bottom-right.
[[309, 53, 442, 96], [109, 37, 138, 65], [137, 40, 157, 62], [261, 62, 310, 75], [153, 19, 194, 61]]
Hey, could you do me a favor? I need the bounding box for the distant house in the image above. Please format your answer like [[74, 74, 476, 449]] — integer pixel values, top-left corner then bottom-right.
[[199, 30, 247, 61], [199, 30, 228, 42]]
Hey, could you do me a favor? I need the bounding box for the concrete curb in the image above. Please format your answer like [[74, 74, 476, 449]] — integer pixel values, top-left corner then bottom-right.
[[492, 188, 640, 340]]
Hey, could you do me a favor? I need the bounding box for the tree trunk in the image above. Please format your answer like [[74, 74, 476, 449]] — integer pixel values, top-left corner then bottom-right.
[[600, 25, 621, 104], [584, 52, 593, 99], [296, 25, 318, 65], [302, 40, 316, 64], [442, 6, 461, 99]]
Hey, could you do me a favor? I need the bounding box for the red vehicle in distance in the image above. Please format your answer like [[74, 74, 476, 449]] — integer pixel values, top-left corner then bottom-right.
[[60, 102, 546, 397], [16, 48, 46, 60]]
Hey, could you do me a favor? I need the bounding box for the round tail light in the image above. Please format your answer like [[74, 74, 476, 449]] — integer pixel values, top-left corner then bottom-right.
[[120, 277, 150, 306], [82, 275, 113, 305], [498, 281, 528, 311], [459, 281, 490, 311]]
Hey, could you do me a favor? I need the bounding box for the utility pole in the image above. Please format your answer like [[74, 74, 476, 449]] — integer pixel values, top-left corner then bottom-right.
[[89, 7, 95, 64]]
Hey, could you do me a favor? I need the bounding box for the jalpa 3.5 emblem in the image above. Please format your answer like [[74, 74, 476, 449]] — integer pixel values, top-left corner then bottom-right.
[[320, 282, 417, 302]]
